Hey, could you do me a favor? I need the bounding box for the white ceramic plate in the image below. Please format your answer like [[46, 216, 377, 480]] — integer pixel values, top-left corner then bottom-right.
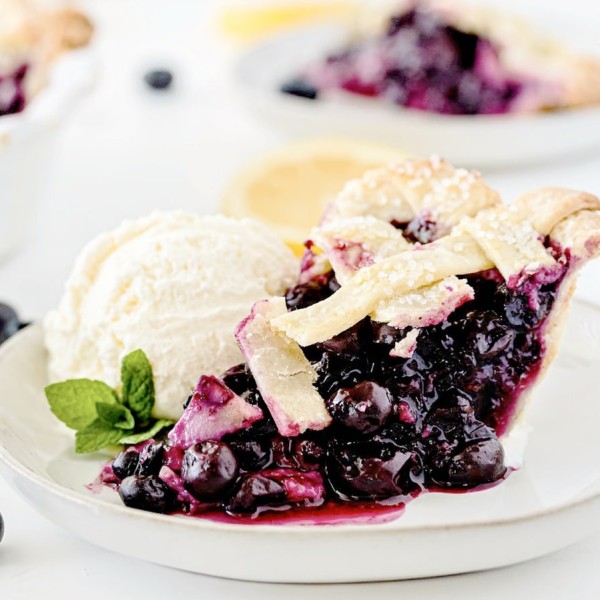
[[233, 22, 600, 168], [1, 308, 600, 583]]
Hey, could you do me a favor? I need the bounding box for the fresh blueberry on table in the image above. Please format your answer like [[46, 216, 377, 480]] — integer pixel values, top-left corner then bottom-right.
[[280, 79, 318, 100], [144, 69, 173, 90], [0, 303, 20, 345]]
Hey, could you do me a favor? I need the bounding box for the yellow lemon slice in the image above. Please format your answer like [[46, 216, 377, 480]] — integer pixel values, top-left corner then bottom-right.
[[221, 138, 411, 255], [218, 1, 358, 43]]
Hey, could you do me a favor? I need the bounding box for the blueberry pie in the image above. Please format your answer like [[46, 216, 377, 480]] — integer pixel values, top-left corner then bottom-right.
[[107, 158, 600, 522], [281, 0, 600, 115], [0, 2, 92, 117]]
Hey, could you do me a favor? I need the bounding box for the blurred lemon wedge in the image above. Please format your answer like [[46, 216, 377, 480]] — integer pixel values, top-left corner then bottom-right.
[[221, 138, 410, 255], [218, 1, 359, 43]]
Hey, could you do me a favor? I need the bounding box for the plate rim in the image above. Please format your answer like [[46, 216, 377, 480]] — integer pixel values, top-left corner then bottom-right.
[[1, 318, 600, 537]]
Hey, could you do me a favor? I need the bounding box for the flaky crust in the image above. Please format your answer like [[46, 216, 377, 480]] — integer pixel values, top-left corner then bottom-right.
[[272, 159, 600, 435], [351, 0, 600, 110]]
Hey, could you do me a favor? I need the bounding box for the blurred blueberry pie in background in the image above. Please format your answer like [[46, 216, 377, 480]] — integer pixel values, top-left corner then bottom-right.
[[0, 0, 92, 117], [281, 0, 600, 115]]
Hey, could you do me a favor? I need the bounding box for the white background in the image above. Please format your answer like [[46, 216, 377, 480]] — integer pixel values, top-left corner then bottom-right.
[[1, 0, 600, 597]]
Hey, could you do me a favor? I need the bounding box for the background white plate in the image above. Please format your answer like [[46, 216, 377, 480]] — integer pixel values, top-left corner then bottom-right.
[[233, 21, 600, 168], [1, 308, 600, 583]]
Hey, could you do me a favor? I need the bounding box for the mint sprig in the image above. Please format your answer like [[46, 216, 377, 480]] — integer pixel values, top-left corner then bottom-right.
[[45, 350, 175, 454], [121, 349, 154, 425]]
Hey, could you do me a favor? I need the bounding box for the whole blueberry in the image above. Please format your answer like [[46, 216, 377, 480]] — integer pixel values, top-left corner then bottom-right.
[[429, 438, 506, 488], [118, 475, 175, 513], [291, 438, 325, 471], [318, 322, 365, 355], [0, 303, 20, 344], [135, 443, 165, 476], [327, 440, 423, 501], [144, 69, 173, 90], [181, 441, 238, 501], [285, 274, 339, 311], [221, 363, 263, 407], [327, 381, 393, 435], [280, 79, 318, 100], [225, 473, 287, 515], [112, 450, 140, 480], [228, 437, 273, 472]]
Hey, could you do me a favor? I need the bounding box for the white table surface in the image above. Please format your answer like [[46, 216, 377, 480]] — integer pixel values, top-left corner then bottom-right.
[[1, 0, 600, 597]]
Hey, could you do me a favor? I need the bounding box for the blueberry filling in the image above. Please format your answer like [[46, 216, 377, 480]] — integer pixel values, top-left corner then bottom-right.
[[282, 7, 527, 115], [107, 239, 566, 519]]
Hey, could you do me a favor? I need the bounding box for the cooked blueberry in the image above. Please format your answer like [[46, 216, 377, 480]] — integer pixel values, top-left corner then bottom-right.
[[225, 473, 287, 515], [429, 438, 506, 488], [112, 450, 140, 480], [327, 440, 424, 501], [181, 441, 238, 501], [135, 443, 165, 476], [318, 321, 365, 355], [228, 437, 273, 472], [471, 315, 515, 359], [292, 438, 325, 471], [371, 322, 403, 346], [285, 273, 339, 311], [272, 436, 325, 471], [497, 284, 554, 329], [144, 69, 173, 90], [402, 215, 438, 244], [280, 79, 318, 100], [0, 303, 20, 344], [118, 475, 175, 513], [327, 381, 393, 435], [221, 363, 263, 406], [314, 352, 368, 399]]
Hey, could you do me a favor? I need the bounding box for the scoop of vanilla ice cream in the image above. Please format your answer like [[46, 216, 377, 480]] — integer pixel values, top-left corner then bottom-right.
[[44, 212, 298, 420]]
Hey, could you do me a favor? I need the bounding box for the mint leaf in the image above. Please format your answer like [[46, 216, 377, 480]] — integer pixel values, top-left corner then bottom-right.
[[45, 379, 119, 431], [121, 350, 154, 425], [75, 419, 124, 454], [119, 419, 173, 445], [96, 402, 135, 430]]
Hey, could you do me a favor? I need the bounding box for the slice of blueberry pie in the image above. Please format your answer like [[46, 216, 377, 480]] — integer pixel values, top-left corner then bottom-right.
[[281, 0, 600, 115], [0, 2, 92, 117], [107, 158, 600, 522]]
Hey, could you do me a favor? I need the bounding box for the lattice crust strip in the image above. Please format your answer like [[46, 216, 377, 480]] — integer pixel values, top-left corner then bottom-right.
[[311, 216, 410, 285], [371, 276, 474, 329], [322, 157, 501, 236], [272, 188, 600, 347]]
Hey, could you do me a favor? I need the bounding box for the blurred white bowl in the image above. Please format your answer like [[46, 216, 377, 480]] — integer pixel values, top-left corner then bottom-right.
[[0, 50, 94, 261], [233, 22, 600, 168]]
